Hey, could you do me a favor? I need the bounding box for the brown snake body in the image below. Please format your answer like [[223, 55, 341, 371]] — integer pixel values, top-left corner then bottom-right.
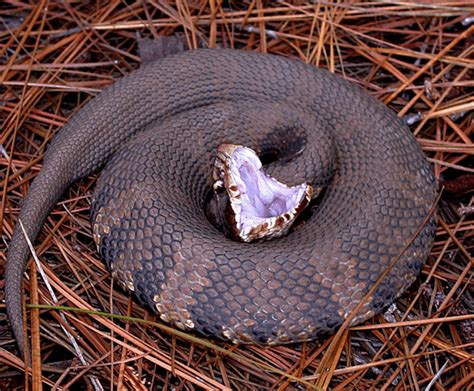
[[5, 49, 437, 357]]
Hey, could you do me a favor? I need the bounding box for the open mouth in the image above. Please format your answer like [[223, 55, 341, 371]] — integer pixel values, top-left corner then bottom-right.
[[213, 144, 314, 242]]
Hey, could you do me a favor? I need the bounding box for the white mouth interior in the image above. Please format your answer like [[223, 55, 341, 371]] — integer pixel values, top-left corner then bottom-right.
[[230, 146, 309, 232]]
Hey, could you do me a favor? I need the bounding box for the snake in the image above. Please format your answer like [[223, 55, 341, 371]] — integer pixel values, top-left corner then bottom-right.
[[5, 48, 437, 358]]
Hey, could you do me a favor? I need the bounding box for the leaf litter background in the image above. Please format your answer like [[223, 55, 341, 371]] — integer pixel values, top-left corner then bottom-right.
[[0, 1, 473, 390]]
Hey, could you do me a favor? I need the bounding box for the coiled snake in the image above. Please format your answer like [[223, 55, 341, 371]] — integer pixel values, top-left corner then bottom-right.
[[5, 49, 437, 357]]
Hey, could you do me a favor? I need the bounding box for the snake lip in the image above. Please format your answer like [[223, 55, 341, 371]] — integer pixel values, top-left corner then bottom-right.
[[213, 143, 313, 242]]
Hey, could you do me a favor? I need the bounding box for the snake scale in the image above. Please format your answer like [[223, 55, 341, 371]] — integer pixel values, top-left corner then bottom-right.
[[6, 49, 437, 357]]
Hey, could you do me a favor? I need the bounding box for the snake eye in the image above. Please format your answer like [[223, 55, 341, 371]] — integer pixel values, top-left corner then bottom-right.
[[212, 143, 313, 242]]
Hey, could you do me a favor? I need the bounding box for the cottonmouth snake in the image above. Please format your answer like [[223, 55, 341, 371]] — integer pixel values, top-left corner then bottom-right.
[[5, 49, 437, 357]]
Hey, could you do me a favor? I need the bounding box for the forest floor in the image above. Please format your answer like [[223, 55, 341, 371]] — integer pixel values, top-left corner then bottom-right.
[[1, 1, 473, 389]]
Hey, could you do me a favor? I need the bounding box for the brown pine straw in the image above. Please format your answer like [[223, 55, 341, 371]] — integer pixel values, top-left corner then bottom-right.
[[1, 1, 473, 389]]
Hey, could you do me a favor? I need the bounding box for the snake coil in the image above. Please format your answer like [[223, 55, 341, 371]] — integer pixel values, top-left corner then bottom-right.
[[6, 49, 436, 356]]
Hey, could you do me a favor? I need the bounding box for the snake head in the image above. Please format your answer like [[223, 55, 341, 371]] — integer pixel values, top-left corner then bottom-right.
[[212, 143, 313, 242]]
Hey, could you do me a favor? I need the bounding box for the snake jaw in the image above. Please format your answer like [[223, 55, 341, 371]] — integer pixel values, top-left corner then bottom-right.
[[213, 143, 313, 242]]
